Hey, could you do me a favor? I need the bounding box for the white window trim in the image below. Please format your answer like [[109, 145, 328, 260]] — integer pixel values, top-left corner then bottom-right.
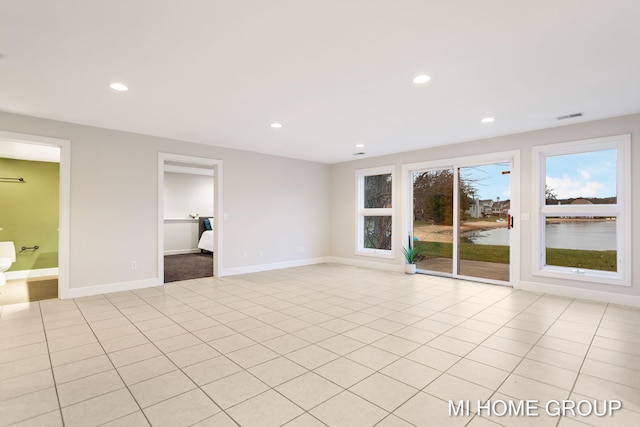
[[356, 165, 395, 258], [532, 134, 631, 286]]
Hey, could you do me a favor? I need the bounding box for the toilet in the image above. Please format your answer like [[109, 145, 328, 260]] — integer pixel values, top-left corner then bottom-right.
[[0, 241, 16, 286]]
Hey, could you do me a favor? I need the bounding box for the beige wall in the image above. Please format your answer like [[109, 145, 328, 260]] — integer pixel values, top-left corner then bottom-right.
[[0, 111, 331, 291], [330, 113, 639, 299]]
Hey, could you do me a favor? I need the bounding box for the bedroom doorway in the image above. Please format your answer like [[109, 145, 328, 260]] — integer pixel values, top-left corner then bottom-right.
[[158, 153, 222, 284]]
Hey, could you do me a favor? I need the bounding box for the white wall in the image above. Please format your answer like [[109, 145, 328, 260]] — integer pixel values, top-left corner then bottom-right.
[[164, 172, 213, 219], [164, 220, 200, 255], [330, 113, 640, 305], [163, 172, 213, 254], [0, 111, 331, 293]]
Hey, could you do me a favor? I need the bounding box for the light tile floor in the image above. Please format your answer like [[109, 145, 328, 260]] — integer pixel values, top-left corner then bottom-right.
[[1, 264, 639, 427], [0, 277, 58, 305]]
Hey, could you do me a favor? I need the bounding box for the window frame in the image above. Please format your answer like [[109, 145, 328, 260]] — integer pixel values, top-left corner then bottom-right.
[[356, 165, 395, 258], [532, 134, 631, 286]]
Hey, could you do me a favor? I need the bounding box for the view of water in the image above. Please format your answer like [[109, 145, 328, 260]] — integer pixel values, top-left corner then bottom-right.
[[463, 221, 616, 251], [462, 228, 509, 246]]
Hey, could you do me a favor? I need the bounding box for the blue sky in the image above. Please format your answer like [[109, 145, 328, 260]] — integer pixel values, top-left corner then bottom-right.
[[460, 163, 511, 200], [459, 149, 616, 201], [545, 149, 616, 199]]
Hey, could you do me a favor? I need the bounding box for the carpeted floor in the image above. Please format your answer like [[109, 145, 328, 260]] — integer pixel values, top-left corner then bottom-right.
[[164, 252, 213, 283]]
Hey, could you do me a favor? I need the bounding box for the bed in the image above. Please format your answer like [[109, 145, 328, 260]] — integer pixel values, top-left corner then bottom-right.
[[197, 217, 215, 253]]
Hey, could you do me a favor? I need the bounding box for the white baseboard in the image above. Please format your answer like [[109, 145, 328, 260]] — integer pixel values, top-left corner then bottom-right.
[[519, 280, 640, 308], [6, 268, 59, 280], [327, 256, 404, 273], [220, 257, 330, 277], [65, 278, 162, 299], [164, 249, 201, 256]]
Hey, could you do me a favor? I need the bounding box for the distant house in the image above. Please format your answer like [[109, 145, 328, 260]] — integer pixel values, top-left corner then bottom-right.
[[469, 198, 492, 218], [492, 200, 510, 216], [468, 199, 510, 218]]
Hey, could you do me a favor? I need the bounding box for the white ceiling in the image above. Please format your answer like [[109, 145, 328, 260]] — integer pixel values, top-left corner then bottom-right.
[[1, 1, 639, 164]]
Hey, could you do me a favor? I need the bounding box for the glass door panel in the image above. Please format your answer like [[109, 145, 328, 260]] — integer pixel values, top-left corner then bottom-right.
[[412, 169, 454, 274], [457, 163, 511, 282]]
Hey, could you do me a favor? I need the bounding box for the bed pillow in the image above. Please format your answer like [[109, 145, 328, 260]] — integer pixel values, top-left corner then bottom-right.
[[203, 218, 212, 230]]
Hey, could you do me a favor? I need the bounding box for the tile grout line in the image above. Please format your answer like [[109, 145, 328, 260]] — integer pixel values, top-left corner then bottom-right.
[[100, 286, 314, 426], [16, 301, 65, 427], [180, 272, 522, 425], [368, 285, 545, 427], [84, 294, 235, 426], [119, 275, 421, 424], [4, 266, 639, 426], [60, 295, 152, 426], [552, 301, 609, 426], [468, 295, 594, 427]]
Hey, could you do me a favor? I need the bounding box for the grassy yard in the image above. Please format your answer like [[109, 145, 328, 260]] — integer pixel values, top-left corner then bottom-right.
[[414, 241, 616, 271], [545, 248, 616, 272]]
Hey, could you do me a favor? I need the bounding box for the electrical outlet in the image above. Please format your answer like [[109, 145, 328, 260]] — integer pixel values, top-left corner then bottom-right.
[[131, 261, 137, 270], [521, 213, 530, 221], [243, 250, 248, 258], [259, 249, 264, 257]]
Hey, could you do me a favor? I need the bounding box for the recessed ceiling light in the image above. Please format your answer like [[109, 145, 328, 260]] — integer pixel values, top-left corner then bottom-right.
[[355, 143, 365, 148], [412, 74, 431, 84], [109, 82, 128, 91], [481, 117, 495, 123], [270, 123, 282, 128]]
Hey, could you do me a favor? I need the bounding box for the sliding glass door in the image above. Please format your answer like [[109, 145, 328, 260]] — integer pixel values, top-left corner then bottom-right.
[[457, 163, 511, 282], [412, 169, 454, 274], [411, 159, 514, 285]]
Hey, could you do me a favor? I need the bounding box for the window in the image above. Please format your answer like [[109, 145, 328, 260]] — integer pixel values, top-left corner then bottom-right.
[[357, 166, 394, 257], [533, 134, 631, 286]]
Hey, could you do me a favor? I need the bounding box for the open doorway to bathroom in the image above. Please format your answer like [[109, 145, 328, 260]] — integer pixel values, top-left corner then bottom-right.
[[158, 153, 222, 284], [0, 133, 70, 304]]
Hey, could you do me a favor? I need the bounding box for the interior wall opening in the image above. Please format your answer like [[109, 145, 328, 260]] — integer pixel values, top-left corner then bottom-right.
[[163, 162, 215, 283], [158, 153, 222, 284], [0, 133, 69, 303]]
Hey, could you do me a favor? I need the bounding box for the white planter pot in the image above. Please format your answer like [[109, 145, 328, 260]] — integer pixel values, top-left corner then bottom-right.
[[405, 264, 417, 274]]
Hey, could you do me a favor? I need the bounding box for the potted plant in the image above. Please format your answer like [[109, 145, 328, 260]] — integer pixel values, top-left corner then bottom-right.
[[402, 245, 423, 274]]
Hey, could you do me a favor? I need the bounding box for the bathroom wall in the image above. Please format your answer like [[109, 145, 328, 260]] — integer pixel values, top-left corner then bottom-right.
[[0, 158, 59, 271]]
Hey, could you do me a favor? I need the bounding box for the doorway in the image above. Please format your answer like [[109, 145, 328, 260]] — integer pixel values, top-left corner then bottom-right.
[[406, 152, 519, 286], [0, 131, 70, 300], [158, 153, 222, 283]]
